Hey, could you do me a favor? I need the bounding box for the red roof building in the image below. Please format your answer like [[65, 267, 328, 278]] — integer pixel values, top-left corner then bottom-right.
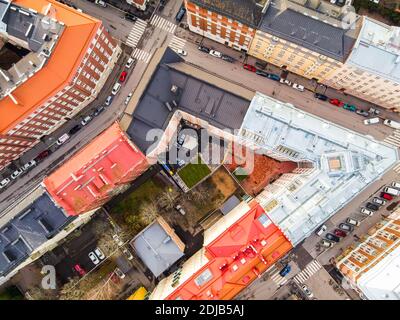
[[150, 200, 292, 300], [43, 122, 148, 215]]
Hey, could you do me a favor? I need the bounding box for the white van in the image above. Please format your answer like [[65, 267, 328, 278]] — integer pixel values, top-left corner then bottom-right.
[[111, 83, 121, 95], [56, 133, 70, 146], [383, 186, 400, 196], [364, 118, 379, 125], [384, 119, 400, 129]]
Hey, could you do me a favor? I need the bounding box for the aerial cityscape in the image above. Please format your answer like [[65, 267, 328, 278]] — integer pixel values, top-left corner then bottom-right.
[[0, 0, 400, 302]]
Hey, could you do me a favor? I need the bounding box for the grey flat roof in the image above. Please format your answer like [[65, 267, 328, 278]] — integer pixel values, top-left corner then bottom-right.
[[259, 1, 357, 61], [220, 195, 241, 215], [0, 193, 72, 276], [126, 48, 250, 153], [132, 221, 184, 277]]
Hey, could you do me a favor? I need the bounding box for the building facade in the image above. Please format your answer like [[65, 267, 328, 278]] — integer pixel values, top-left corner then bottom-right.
[[126, 0, 148, 11], [184, 0, 267, 52], [0, 0, 121, 170]]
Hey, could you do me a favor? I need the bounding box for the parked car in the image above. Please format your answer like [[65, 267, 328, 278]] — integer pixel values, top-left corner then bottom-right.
[[93, 106, 106, 117], [36, 150, 51, 161], [94, 248, 105, 260], [125, 57, 134, 69], [321, 239, 334, 248], [114, 267, 126, 279], [280, 78, 292, 86], [372, 197, 386, 206], [356, 109, 369, 117], [105, 95, 113, 106], [221, 55, 235, 63], [74, 264, 86, 276], [279, 264, 291, 277], [384, 119, 400, 129], [366, 202, 380, 211], [124, 93, 133, 105], [383, 186, 400, 196], [177, 49, 187, 56], [56, 133, 70, 146], [325, 233, 340, 242], [301, 284, 314, 298], [292, 83, 305, 92], [339, 223, 354, 232], [243, 64, 257, 72], [81, 115, 92, 126], [0, 178, 10, 189], [124, 13, 137, 22], [175, 204, 186, 215], [364, 118, 379, 125], [122, 248, 133, 260], [360, 208, 374, 216], [391, 182, 400, 189], [112, 234, 123, 246], [329, 98, 342, 107], [177, 159, 186, 167], [314, 93, 328, 101], [22, 160, 37, 171], [346, 218, 360, 227], [119, 71, 128, 83], [198, 46, 210, 53], [255, 70, 269, 77], [381, 192, 394, 201], [89, 252, 100, 265], [267, 73, 280, 81], [175, 6, 186, 22], [69, 124, 81, 135], [343, 103, 357, 112], [369, 107, 380, 116], [111, 82, 121, 95], [209, 50, 222, 58], [177, 133, 186, 145], [334, 229, 347, 238], [95, 0, 106, 7], [315, 224, 327, 236]]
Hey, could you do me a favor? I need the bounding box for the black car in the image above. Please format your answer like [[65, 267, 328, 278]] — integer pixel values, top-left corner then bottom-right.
[[325, 233, 340, 243], [356, 109, 369, 117], [198, 46, 210, 53], [366, 202, 380, 211], [175, 6, 186, 22], [93, 106, 106, 117], [339, 223, 354, 232], [125, 13, 137, 22], [221, 55, 235, 63], [314, 93, 328, 101], [69, 124, 81, 135], [255, 70, 269, 77]]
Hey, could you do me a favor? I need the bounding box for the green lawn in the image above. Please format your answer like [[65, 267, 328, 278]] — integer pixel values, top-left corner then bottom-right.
[[178, 157, 211, 189]]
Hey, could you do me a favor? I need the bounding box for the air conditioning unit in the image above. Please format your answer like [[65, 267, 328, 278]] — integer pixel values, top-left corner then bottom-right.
[[171, 85, 178, 93]]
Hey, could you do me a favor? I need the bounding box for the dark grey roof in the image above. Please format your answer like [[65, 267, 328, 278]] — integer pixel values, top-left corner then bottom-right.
[[191, 0, 266, 27], [0, 193, 73, 276], [126, 48, 250, 153], [131, 221, 184, 277], [220, 195, 241, 215], [260, 2, 357, 61]]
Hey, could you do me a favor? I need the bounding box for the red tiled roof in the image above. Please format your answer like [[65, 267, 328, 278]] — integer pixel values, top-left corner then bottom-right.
[[43, 122, 148, 215]]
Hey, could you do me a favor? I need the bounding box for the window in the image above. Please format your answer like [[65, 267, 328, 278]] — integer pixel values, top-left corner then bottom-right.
[[194, 269, 213, 287], [258, 214, 271, 228]]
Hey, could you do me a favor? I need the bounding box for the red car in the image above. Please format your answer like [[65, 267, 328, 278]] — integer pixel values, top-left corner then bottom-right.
[[243, 64, 256, 72], [381, 192, 394, 201], [74, 264, 86, 277], [334, 229, 347, 238], [329, 98, 342, 107], [119, 71, 128, 82]]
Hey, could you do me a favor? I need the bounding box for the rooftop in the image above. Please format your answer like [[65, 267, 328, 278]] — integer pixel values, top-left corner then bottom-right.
[[0, 0, 101, 133], [190, 0, 267, 27], [0, 191, 72, 277], [43, 122, 148, 216]]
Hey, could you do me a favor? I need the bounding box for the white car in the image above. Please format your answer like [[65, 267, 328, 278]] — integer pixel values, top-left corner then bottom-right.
[[391, 182, 400, 189], [95, 0, 106, 7], [114, 267, 125, 279], [125, 57, 134, 69], [346, 218, 360, 227], [372, 197, 386, 206], [81, 115, 92, 126], [94, 248, 105, 260], [315, 224, 327, 236], [0, 178, 10, 189], [56, 133, 70, 146], [177, 159, 185, 167], [105, 95, 113, 106], [122, 248, 133, 260], [113, 234, 123, 246], [111, 82, 121, 95], [301, 284, 314, 298], [363, 118, 379, 125], [292, 83, 305, 92], [360, 208, 373, 216], [22, 160, 37, 171], [124, 93, 133, 105], [209, 50, 222, 58], [11, 169, 24, 180], [177, 133, 186, 145], [88, 252, 100, 265], [280, 78, 292, 86], [177, 49, 187, 56], [321, 239, 334, 248]]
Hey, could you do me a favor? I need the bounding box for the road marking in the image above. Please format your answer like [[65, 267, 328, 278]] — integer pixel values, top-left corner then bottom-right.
[[126, 19, 147, 48], [384, 130, 400, 148], [150, 14, 177, 33], [393, 163, 400, 173], [293, 260, 322, 284], [168, 35, 186, 52], [132, 48, 152, 64], [269, 269, 288, 287]]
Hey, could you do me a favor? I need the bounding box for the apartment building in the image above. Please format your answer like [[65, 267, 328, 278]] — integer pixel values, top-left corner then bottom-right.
[[126, 0, 148, 11], [0, 0, 121, 171], [336, 210, 400, 300], [183, 0, 268, 52]]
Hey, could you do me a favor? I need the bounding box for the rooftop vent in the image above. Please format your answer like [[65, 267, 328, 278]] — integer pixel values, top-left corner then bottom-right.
[[171, 85, 178, 94]]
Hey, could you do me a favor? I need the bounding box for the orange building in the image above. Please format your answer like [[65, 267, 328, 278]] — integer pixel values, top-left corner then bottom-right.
[[43, 122, 148, 216], [0, 0, 120, 170], [149, 200, 292, 300], [184, 0, 267, 52]]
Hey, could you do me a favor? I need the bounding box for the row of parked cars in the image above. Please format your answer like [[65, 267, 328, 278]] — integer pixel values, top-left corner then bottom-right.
[[198, 45, 235, 63], [316, 182, 400, 247]]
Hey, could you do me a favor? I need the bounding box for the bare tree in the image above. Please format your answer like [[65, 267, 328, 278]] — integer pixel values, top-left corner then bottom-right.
[[159, 188, 179, 210], [139, 201, 159, 225], [58, 277, 85, 300]]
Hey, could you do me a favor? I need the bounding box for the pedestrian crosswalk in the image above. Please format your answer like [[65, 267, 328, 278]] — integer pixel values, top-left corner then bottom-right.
[[393, 162, 400, 174], [126, 19, 147, 48], [293, 260, 322, 284], [150, 15, 177, 33], [269, 268, 288, 287], [132, 48, 152, 64], [168, 35, 186, 52], [383, 130, 400, 148]]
